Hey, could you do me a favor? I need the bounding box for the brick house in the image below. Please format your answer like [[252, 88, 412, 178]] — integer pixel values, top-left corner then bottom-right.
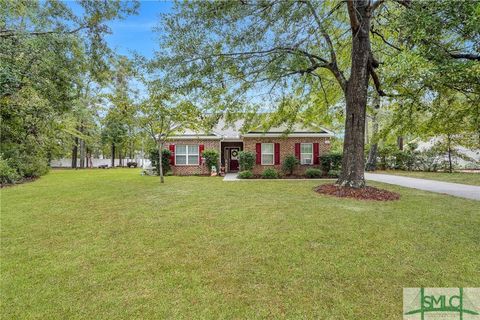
[[165, 120, 334, 175]]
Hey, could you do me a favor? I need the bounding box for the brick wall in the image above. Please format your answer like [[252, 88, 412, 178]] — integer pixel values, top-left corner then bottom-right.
[[166, 139, 221, 175], [243, 137, 331, 175]]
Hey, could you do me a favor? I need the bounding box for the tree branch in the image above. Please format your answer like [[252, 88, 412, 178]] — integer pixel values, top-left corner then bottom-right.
[[301, 1, 336, 63], [370, 0, 385, 12], [347, 0, 360, 32], [393, 0, 412, 8], [256, 62, 330, 83], [449, 53, 480, 61], [196, 46, 329, 64], [369, 67, 385, 96], [0, 25, 88, 38], [418, 37, 480, 62], [371, 29, 402, 51], [301, 0, 347, 92], [370, 53, 380, 68]]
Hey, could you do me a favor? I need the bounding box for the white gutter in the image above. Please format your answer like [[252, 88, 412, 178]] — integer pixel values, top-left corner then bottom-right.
[[168, 135, 221, 140], [241, 133, 334, 138]]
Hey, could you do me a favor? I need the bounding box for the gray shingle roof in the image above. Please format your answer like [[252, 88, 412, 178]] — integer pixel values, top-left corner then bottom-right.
[[169, 119, 334, 139]]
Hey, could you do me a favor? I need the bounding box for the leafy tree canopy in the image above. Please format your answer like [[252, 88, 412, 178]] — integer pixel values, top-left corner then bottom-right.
[[0, 0, 138, 181]]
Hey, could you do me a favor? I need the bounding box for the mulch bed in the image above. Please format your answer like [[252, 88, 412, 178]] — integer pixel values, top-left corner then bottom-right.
[[315, 184, 400, 201]]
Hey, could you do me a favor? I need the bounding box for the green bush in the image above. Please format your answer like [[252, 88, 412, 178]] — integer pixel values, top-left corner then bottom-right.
[[319, 152, 342, 173], [0, 144, 49, 181], [0, 157, 20, 184], [202, 149, 219, 173], [377, 143, 423, 171], [393, 150, 417, 171], [149, 148, 171, 175], [328, 169, 341, 178], [237, 170, 253, 179], [1, 134, 53, 181], [305, 168, 322, 178], [126, 161, 137, 168], [262, 168, 278, 179], [282, 154, 299, 175], [18, 155, 49, 178], [377, 145, 396, 170], [238, 151, 255, 171]]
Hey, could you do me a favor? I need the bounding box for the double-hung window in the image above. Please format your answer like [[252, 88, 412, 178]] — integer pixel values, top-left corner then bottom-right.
[[300, 143, 313, 165], [261, 143, 274, 165], [175, 145, 199, 165]]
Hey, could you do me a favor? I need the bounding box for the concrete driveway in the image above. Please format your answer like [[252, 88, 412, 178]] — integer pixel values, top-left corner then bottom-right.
[[365, 173, 480, 201]]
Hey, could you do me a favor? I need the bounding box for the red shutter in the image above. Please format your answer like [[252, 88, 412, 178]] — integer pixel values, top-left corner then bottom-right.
[[274, 143, 280, 165], [199, 144, 204, 165], [313, 143, 319, 164], [256, 143, 261, 164], [169, 144, 175, 165], [295, 143, 301, 160]]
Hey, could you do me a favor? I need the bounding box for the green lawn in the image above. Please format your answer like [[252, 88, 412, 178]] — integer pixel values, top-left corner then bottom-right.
[[1, 169, 479, 319], [375, 170, 480, 186]]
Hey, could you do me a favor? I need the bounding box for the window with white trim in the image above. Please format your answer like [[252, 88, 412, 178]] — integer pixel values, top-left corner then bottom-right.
[[300, 143, 313, 165], [261, 143, 274, 165], [175, 145, 199, 165]]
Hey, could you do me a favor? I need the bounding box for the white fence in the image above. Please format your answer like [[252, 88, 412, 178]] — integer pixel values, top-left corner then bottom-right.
[[50, 158, 152, 168]]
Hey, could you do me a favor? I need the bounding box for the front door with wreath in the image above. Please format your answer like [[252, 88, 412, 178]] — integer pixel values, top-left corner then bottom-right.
[[229, 148, 240, 171]]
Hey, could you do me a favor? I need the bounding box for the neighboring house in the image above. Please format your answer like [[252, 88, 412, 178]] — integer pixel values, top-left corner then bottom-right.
[[416, 137, 480, 170], [166, 120, 334, 175]]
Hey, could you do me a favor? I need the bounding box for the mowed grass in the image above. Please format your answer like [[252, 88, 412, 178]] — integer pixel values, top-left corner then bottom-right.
[[1, 169, 479, 319], [376, 170, 480, 186]]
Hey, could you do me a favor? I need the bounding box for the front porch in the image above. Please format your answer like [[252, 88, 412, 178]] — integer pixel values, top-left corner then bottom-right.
[[221, 141, 243, 173]]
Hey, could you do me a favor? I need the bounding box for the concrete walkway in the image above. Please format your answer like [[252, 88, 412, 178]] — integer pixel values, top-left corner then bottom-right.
[[365, 173, 480, 201], [223, 173, 239, 181]]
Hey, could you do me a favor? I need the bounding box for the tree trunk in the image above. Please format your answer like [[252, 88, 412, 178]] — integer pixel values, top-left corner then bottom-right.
[[447, 134, 453, 173], [71, 137, 78, 168], [79, 139, 85, 168], [365, 143, 378, 172], [141, 143, 144, 168], [365, 95, 380, 171], [86, 147, 92, 168], [337, 0, 371, 188], [119, 149, 123, 167], [397, 136, 404, 150], [365, 117, 369, 145], [111, 143, 115, 167], [158, 141, 164, 183]]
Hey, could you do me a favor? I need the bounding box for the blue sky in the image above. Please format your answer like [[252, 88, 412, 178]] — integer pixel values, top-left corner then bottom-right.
[[104, 1, 173, 58], [69, 0, 173, 58]]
